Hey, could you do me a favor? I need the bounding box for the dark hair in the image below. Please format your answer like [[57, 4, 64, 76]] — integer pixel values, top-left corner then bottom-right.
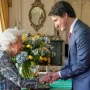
[[48, 1, 76, 18]]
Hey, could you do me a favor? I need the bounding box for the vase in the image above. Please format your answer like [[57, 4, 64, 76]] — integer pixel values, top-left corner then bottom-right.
[[21, 61, 39, 78], [22, 61, 34, 78], [16, 61, 39, 78]]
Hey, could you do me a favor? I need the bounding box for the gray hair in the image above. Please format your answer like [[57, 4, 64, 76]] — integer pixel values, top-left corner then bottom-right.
[[0, 28, 22, 51]]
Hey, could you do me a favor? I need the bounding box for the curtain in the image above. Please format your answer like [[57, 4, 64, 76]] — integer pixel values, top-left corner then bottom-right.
[[0, 16, 2, 36], [0, 0, 9, 32]]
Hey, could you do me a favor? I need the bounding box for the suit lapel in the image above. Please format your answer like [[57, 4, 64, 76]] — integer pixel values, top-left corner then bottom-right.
[[69, 19, 81, 46], [68, 19, 81, 57]]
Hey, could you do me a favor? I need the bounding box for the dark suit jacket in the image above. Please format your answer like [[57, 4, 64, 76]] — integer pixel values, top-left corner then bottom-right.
[[61, 19, 90, 90]]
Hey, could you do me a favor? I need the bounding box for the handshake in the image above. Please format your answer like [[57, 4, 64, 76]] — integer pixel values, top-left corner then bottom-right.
[[39, 71, 60, 83]]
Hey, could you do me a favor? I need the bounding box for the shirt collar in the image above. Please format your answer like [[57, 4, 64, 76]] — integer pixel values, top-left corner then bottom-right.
[[70, 18, 78, 33]]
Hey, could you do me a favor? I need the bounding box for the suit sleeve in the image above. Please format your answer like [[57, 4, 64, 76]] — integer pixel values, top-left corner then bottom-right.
[[60, 58, 69, 71], [61, 31, 90, 80]]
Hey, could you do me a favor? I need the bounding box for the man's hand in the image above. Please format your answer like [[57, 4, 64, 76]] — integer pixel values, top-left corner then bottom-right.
[[39, 71, 60, 83], [39, 73, 51, 83], [49, 72, 60, 83]]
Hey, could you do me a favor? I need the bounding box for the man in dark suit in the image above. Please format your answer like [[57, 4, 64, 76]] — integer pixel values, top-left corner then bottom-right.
[[39, 1, 90, 90]]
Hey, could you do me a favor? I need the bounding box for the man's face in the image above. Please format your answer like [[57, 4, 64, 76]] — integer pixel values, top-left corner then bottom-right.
[[51, 14, 68, 32]]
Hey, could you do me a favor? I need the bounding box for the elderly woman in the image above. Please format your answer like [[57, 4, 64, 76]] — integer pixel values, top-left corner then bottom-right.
[[0, 28, 37, 89]]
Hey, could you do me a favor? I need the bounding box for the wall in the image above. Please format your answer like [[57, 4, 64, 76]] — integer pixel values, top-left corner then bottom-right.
[[9, 0, 90, 43], [9, 0, 55, 35], [55, 0, 90, 43]]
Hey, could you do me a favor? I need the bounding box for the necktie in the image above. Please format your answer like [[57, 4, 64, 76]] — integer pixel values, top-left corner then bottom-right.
[[68, 32, 71, 42]]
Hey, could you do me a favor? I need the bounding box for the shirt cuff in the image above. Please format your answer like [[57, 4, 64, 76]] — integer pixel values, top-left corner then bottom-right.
[[58, 71, 61, 77]]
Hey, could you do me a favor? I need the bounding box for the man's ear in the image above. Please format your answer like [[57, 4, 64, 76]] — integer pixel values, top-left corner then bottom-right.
[[63, 12, 68, 19]]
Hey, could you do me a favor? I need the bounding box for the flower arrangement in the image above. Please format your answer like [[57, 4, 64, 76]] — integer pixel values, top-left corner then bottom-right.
[[15, 32, 55, 78]]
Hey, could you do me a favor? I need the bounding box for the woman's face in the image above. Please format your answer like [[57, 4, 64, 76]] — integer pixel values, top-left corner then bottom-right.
[[11, 36, 23, 56]]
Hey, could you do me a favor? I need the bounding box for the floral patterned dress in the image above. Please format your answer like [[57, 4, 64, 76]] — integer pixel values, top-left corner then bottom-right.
[[0, 50, 37, 90]]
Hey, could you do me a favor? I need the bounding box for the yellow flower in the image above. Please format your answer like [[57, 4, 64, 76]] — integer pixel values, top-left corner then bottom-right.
[[43, 57, 47, 61], [36, 35, 40, 38], [22, 35, 27, 41], [31, 36, 35, 40], [27, 44, 32, 48], [29, 55, 33, 60], [42, 47, 46, 51], [40, 56, 43, 60], [31, 35, 40, 40]]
